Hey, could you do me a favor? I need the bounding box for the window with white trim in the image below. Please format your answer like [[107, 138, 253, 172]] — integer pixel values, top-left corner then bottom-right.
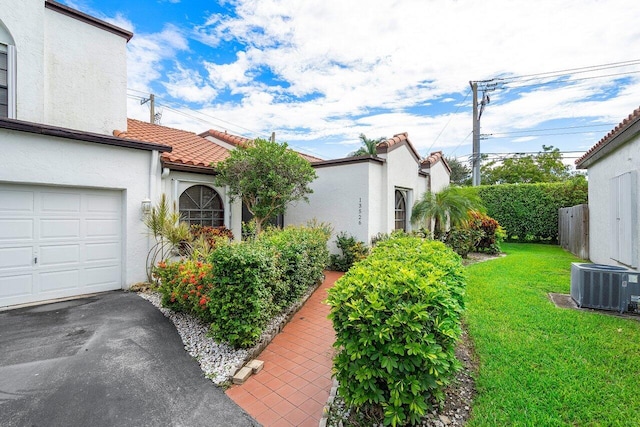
[[395, 189, 407, 232], [610, 171, 637, 267], [0, 42, 16, 119], [179, 185, 225, 227]]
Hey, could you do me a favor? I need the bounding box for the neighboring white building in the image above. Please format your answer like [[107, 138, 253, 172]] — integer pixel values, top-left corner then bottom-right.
[[576, 106, 640, 271], [285, 133, 451, 251], [0, 1, 170, 308]]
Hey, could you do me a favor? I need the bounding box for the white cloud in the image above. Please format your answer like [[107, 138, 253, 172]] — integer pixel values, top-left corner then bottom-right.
[[121, 0, 640, 159]]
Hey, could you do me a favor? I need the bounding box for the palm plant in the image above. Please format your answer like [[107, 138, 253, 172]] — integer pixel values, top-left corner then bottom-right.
[[144, 194, 192, 283], [411, 186, 483, 238], [349, 133, 386, 156]]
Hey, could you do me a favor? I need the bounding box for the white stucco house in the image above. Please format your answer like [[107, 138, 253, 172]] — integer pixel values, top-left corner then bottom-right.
[[576, 106, 640, 271], [0, 0, 171, 308], [0, 0, 450, 309], [285, 133, 450, 251]]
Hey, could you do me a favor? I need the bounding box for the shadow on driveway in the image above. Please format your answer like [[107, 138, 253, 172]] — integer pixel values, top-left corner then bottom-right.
[[0, 292, 258, 427]]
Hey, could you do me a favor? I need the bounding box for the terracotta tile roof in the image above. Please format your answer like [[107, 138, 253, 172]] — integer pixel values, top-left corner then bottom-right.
[[199, 129, 323, 162], [199, 129, 251, 148], [421, 151, 452, 174], [576, 106, 640, 167], [114, 119, 229, 169], [376, 132, 421, 161]]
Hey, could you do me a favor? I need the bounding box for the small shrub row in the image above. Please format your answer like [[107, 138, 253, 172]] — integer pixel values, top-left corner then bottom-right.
[[155, 223, 330, 348], [327, 236, 466, 426], [329, 232, 369, 272]]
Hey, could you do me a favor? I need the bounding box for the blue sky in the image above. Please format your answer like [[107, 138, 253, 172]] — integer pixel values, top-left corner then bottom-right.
[[64, 0, 640, 164]]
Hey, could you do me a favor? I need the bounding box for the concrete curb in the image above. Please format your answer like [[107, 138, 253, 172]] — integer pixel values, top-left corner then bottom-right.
[[319, 379, 339, 427]]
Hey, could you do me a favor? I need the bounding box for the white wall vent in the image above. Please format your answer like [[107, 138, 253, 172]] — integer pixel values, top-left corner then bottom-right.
[[571, 263, 640, 313]]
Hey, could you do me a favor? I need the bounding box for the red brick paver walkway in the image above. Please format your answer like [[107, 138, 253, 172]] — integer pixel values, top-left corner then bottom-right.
[[226, 271, 343, 427]]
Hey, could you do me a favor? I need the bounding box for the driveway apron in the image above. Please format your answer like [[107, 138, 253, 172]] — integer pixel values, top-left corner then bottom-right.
[[0, 292, 257, 427]]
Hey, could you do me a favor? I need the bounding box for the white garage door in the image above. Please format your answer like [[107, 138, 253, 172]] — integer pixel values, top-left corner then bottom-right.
[[0, 184, 123, 308]]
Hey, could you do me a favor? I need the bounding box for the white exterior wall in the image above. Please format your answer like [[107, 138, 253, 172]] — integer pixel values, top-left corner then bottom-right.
[[0, 128, 156, 286], [429, 160, 451, 194], [0, 0, 46, 122], [587, 140, 639, 271], [0, 0, 128, 134], [44, 8, 128, 135], [286, 162, 372, 253], [160, 171, 243, 240], [382, 146, 428, 233]]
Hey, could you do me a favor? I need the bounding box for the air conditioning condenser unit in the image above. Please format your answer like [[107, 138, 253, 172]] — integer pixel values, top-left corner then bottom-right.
[[570, 263, 640, 313]]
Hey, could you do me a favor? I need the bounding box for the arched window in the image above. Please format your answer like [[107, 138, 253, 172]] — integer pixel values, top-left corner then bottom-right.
[[0, 20, 16, 119], [179, 185, 224, 227], [395, 189, 407, 231]]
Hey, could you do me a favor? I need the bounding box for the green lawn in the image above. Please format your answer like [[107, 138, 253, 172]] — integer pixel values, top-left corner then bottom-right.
[[465, 243, 640, 427]]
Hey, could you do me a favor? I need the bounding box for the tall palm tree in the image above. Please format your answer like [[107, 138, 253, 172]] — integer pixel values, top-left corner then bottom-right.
[[411, 186, 483, 238], [350, 133, 386, 157]]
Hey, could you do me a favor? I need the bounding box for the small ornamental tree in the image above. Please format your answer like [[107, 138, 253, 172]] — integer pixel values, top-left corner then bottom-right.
[[214, 138, 317, 234]]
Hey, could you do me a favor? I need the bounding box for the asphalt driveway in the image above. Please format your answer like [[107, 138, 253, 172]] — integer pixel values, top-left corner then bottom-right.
[[0, 292, 259, 427]]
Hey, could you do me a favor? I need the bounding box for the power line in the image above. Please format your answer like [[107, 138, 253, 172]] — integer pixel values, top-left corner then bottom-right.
[[495, 59, 640, 84], [426, 87, 472, 154]]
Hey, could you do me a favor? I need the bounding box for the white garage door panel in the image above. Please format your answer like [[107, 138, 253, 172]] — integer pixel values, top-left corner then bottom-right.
[[86, 242, 120, 262], [0, 189, 34, 212], [0, 184, 124, 307], [40, 244, 80, 266], [41, 192, 81, 213], [85, 266, 120, 287], [40, 219, 80, 239], [0, 219, 34, 240], [40, 269, 79, 292], [0, 246, 32, 269], [0, 274, 33, 298]]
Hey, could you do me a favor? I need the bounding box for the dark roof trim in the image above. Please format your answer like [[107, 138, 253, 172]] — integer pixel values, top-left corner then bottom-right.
[[419, 171, 428, 177], [45, 0, 133, 42], [0, 117, 171, 152], [163, 161, 217, 175], [576, 111, 640, 169], [311, 155, 386, 169]]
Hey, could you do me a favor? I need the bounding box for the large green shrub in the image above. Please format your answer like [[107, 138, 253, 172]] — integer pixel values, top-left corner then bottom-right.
[[327, 236, 466, 426], [258, 224, 330, 308], [473, 177, 587, 242], [206, 242, 279, 348]]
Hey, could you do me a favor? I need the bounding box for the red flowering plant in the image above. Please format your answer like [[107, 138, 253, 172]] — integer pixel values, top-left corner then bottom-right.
[[154, 259, 214, 321]]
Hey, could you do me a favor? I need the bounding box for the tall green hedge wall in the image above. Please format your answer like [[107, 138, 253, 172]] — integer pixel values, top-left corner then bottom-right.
[[467, 178, 587, 242]]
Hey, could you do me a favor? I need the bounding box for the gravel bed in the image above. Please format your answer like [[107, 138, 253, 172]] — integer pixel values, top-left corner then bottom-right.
[[137, 283, 317, 386]]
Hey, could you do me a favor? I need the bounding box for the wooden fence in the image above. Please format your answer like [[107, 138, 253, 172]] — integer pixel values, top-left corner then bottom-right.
[[558, 204, 589, 260]]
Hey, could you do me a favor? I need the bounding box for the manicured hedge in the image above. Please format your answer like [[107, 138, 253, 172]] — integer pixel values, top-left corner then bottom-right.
[[327, 236, 466, 426], [207, 242, 279, 348], [471, 178, 587, 242], [258, 225, 330, 309], [155, 223, 330, 348]]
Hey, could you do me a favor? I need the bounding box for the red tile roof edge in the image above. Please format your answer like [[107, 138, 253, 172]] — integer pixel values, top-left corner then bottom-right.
[[576, 106, 640, 167], [199, 129, 323, 162], [421, 151, 452, 174], [376, 132, 421, 161]]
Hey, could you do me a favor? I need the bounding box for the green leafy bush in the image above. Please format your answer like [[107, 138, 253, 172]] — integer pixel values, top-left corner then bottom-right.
[[443, 227, 482, 258], [206, 242, 279, 348], [470, 177, 588, 242], [329, 232, 369, 271], [327, 236, 466, 426], [154, 259, 214, 321], [467, 211, 505, 254], [258, 224, 330, 308]]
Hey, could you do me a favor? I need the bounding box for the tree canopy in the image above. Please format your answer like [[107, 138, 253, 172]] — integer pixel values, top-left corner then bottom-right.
[[446, 156, 472, 185], [411, 186, 483, 238], [214, 138, 317, 233], [480, 145, 571, 185], [349, 133, 386, 156]]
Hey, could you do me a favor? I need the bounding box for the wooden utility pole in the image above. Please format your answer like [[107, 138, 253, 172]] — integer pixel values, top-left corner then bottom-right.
[[270, 131, 276, 143], [470, 81, 481, 186], [149, 94, 155, 124]]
